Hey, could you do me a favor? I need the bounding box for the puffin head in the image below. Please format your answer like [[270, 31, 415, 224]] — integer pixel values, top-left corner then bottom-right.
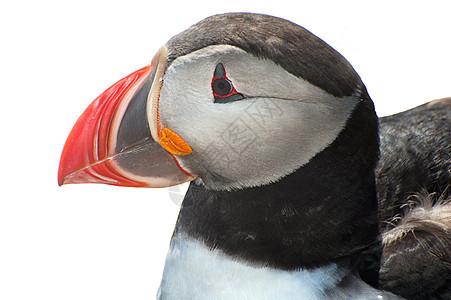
[[59, 13, 377, 194]]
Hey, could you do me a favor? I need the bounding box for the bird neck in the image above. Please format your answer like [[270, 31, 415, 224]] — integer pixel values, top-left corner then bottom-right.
[[175, 96, 380, 270]]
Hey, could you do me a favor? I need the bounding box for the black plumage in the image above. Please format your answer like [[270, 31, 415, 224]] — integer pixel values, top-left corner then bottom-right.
[[377, 98, 450, 222], [376, 98, 451, 299]]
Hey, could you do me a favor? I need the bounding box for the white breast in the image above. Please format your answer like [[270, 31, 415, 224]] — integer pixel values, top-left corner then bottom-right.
[[157, 233, 348, 300]]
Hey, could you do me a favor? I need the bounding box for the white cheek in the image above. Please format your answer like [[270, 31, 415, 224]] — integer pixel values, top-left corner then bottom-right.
[[158, 45, 358, 190]]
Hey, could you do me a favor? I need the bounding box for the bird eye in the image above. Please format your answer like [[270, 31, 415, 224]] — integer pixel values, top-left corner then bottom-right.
[[213, 78, 232, 96], [212, 63, 244, 104]]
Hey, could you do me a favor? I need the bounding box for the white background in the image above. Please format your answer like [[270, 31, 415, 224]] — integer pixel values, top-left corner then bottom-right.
[[1, 1, 450, 299]]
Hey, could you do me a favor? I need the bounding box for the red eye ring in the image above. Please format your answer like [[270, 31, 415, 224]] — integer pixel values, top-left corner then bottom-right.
[[212, 63, 244, 103]]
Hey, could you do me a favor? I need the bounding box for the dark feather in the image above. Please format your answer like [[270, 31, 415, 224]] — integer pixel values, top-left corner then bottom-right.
[[374, 98, 451, 299]]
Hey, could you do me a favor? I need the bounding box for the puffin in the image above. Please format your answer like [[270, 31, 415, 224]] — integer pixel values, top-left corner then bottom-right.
[[58, 13, 450, 299]]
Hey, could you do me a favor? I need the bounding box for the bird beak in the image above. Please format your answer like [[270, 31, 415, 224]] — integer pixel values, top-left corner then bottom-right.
[[58, 47, 195, 188]]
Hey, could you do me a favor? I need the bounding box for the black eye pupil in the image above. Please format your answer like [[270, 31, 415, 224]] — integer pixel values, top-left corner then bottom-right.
[[213, 78, 232, 96]]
